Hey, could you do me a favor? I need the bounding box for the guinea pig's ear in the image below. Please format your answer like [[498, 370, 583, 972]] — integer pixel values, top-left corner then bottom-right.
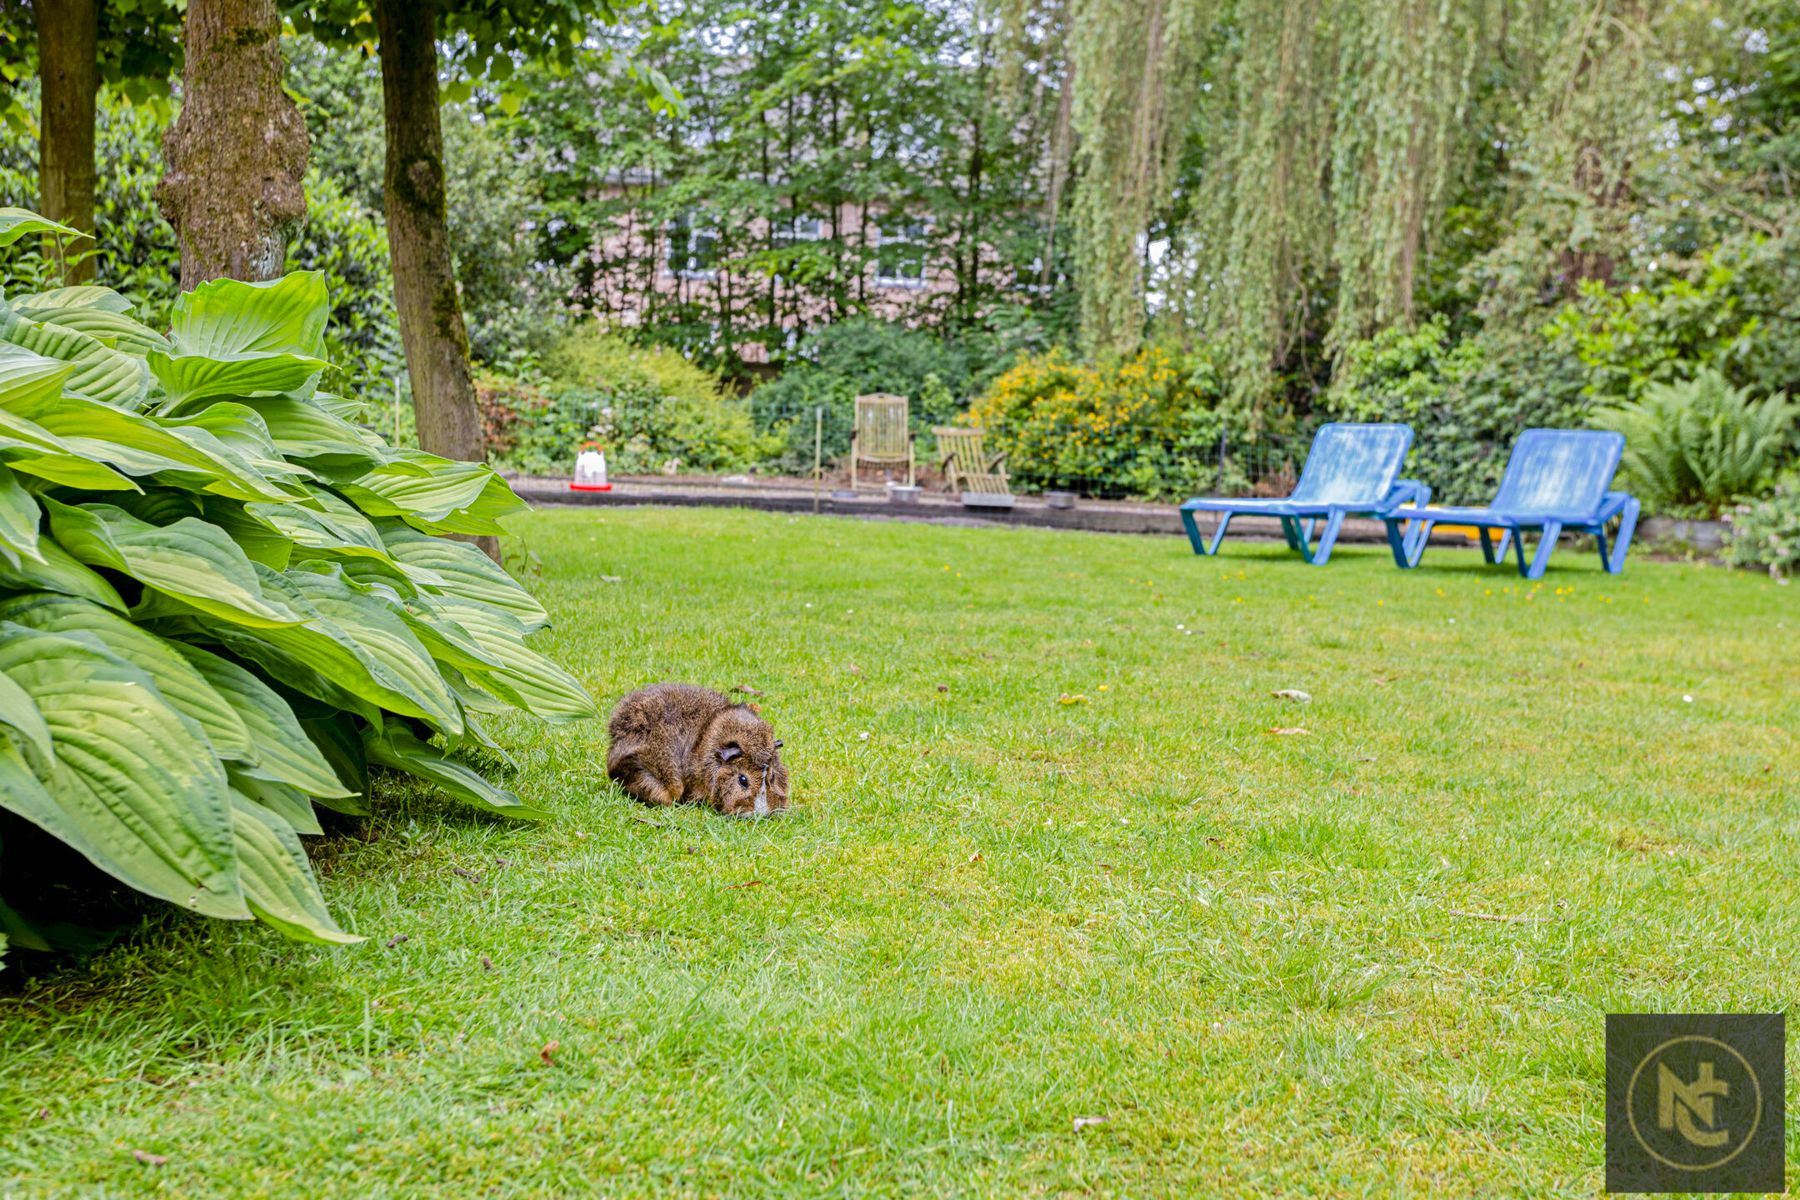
[[773, 740, 783, 750], [717, 743, 742, 763]]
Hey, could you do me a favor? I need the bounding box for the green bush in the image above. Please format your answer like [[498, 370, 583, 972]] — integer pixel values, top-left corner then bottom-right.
[[1725, 474, 1800, 579], [1324, 319, 1594, 503], [1597, 369, 1796, 518], [0, 210, 593, 956], [747, 319, 979, 472], [964, 345, 1250, 500], [0, 91, 402, 391], [493, 330, 778, 476]]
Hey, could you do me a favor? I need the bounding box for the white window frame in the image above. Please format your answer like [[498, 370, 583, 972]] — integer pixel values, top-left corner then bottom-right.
[[665, 212, 720, 280], [874, 219, 929, 288]]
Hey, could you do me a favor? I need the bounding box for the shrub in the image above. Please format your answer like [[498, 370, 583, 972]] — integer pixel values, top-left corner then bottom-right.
[[1596, 369, 1796, 518], [1324, 319, 1594, 503], [1725, 474, 1800, 579], [747, 319, 979, 472], [494, 329, 777, 476], [964, 346, 1249, 500], [0, 212, 594, 956], [0, 91, 402, 390]]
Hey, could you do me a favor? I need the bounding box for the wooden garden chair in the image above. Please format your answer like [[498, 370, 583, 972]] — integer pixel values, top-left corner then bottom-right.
[[850, 393, 914, 488], [933, 425, 1014, 509]]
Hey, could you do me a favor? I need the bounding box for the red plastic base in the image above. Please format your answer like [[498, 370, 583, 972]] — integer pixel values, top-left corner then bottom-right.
[[569, 483, 613, 492]]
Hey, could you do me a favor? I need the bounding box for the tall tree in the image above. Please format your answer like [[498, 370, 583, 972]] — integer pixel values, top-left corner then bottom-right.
[[289, 0, 620, 487], [0, 0, 183, 284], [158, 0, 308, 285], [32, 0, 97, 281]]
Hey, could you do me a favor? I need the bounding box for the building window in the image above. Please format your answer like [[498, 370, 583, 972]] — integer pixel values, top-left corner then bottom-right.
[[666, 212, 720, 279], [875, 219, 928, 287], [774, 215, 822, 244]]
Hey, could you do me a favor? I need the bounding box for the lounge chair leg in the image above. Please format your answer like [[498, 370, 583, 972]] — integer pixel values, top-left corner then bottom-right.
[[1279, 517, 1304, 553], [1479, 528, 1498, 564], [1181, 509, 1232, 556], [1513, 521, 1562, 580], [1301, 511, 1346, 566], [1384, 517, 1430, 568], [1604, 498, 1639, 574]]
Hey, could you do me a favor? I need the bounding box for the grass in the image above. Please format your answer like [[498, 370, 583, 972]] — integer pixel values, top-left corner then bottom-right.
[[2, 506, 1796, 1197]]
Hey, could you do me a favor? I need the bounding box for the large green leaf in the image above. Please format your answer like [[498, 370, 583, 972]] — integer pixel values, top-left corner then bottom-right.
[[9, 285, 134, 314], [174, 642, 353, 799], [22, 394, 292, 501], [0, 305, 148, 407], [0, 624, 246, 918], [230, 791, 359, 944], [0, 593, 254, 761], [340, 454, 526, 536], [0, 666, 52, 764], [149, 273, 331, 401], [16, 304, 170, 357], [0, 463, 41, 567], [0, 535, 126, 610], [45, 500, 306, 628], [229, 769, 322, 836], [417, 596, 595, 724], [378, 521, 547, 631], [0, 344, 79, 412], [0, 208, 84, 248], [237, 396, 387, 465], [362, 718, 544, 821]]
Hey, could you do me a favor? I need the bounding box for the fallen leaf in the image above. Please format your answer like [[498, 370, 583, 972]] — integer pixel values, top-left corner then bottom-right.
[[540, 1040, 560, 1065], [1072, 1115, 1108, 1132], [132, 1150, 168, 1167], [937, 684, 949, 693], [451, 866, 483, 883], [384, 933, 409, 948], [846, 664, 863, 675], [1058, 693, 1089, 706], [1271, 689, 1312, 703], [967, 851, 984, 865], [481, 955, 495, 972], [1268, 726, 1310, 736], [726, 879, 763, 890], [731, 683, 764, 696]]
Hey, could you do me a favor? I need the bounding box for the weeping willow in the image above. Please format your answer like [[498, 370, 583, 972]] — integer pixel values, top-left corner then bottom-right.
[[1052, 0, 1680, 402], [1066, 0, 1213, 353]]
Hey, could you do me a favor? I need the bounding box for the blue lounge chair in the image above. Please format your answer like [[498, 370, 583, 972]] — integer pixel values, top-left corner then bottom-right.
[[1379, 428, 1640, 580], [1179, 423, 1427, 566]]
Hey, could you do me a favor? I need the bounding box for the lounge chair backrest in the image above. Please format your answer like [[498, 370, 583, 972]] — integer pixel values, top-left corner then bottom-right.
[[934, 426, 987, 474], [1491, 428, 1624, 519], [854, 393, 911, 462], [1288, 423, 1413, 507]]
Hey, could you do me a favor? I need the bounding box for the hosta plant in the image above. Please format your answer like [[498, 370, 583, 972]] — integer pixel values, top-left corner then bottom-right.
[[0, 208, 594, 951]]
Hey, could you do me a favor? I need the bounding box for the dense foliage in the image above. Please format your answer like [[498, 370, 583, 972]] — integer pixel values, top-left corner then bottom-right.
[[745, 319, 979, 472], [1725, 475, 1800, 578], [1598, 370, 1797, 518], [0, 214, 593, 954], [489, 329, 774, 477], [965, 346, 1256, 500]]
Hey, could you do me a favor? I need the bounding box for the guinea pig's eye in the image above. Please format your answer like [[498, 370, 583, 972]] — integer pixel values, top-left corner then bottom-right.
[[737, 773, 749, 788]]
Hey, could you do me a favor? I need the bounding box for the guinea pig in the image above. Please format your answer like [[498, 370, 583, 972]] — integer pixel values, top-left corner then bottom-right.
[[605, 683, 790, 817]]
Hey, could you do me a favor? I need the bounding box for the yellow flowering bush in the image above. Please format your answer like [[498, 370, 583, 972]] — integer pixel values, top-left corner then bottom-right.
[[963, 346, 1249, 498]]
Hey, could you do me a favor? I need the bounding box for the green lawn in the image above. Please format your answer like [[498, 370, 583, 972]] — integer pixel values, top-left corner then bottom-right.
[[2, 507, 1795, 1197]]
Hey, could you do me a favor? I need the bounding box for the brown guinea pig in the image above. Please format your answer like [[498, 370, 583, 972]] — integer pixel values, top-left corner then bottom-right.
[[605, 683, 790, 817]]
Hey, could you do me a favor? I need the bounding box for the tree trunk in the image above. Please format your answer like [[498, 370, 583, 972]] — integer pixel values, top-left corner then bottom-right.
[[157, 0, 308, 288], [34, 0, 99, 284], [372, 0, 498, 560]]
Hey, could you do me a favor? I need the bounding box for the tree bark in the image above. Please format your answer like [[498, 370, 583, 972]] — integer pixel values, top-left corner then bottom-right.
[[372, 0, 482, 462], [157, 0, 308, 288], [371, 0, 498, 560], [35, 0, 99, 284]]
